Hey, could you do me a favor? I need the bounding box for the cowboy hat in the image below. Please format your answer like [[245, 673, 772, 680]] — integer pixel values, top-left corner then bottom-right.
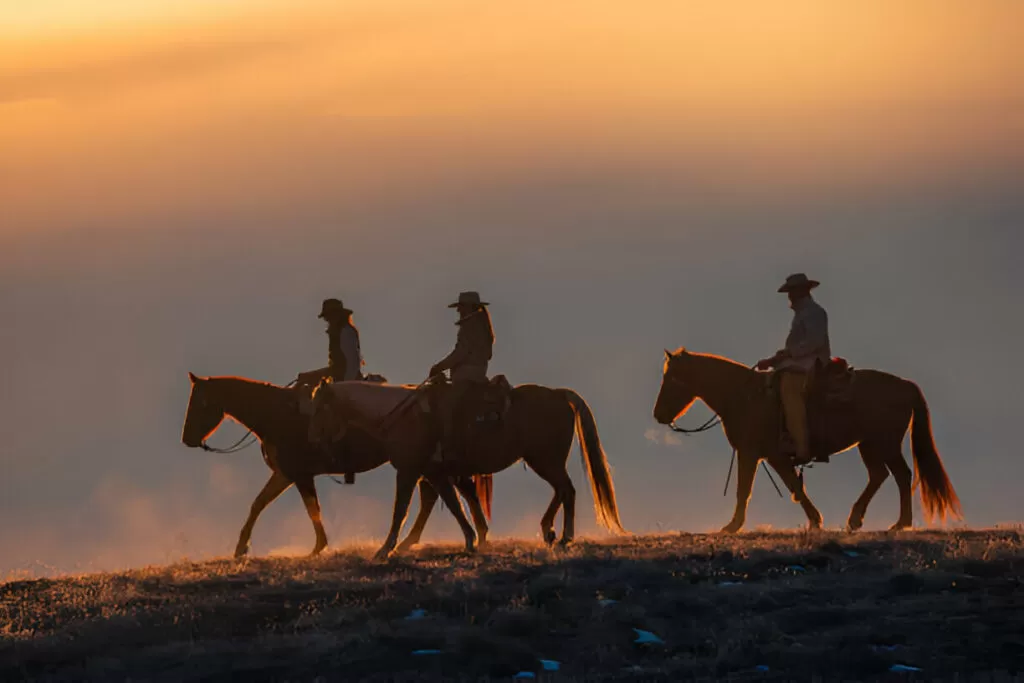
[[777, 273, 820, 293], [448, 291, 489, 308], [318, 298, 353, 319]]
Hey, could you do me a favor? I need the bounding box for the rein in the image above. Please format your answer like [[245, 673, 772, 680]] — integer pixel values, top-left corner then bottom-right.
[[376, 374, 442, 434], [199, 379, 298, 454], [668, 414, 721, 434], [200, 431, 258, 454]]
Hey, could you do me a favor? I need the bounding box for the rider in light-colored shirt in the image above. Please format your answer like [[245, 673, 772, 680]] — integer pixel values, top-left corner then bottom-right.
[[776, 294, 831, 373]]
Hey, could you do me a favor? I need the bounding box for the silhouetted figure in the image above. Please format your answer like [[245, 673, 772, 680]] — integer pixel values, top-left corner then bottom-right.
[[429, 291, 494, 463], [296, 298, 363, 387], [294, 298, 363, 483], [756, 274, 831, 466]]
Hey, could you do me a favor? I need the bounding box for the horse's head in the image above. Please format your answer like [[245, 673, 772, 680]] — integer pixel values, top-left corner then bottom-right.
[[308, 379, 349, 445], [653, 348, 698, 425], [181, 372, 226, 448]]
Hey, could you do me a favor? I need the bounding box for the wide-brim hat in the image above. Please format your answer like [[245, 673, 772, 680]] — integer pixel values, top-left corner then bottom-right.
[[777, 273, 820, 293], [318, 298, 353, 318], [448, 291, 489, 308]]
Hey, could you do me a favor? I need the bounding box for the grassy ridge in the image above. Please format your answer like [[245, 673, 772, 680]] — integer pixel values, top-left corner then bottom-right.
[[2, 530, 1023, 682]]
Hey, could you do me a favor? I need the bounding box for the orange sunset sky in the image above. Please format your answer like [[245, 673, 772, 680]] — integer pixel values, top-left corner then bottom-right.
[[3, 1, 1023, 236]]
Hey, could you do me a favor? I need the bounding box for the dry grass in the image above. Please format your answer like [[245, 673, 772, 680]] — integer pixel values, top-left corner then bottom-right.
[[2, 529, 1024, 682]]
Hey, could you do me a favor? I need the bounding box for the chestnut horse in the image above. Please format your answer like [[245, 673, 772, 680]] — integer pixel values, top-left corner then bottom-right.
[[180, 374, 492, 557], [308, 379, 626, 560], [653, 349, 962, 532]]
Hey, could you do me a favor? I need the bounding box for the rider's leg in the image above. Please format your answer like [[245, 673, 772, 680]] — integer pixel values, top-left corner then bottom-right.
[[780, 370, 812, 465]]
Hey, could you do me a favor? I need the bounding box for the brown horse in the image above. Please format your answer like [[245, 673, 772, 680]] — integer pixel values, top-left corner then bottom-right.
[[653, 349, 962, 533], [308, 379, 626, 560], [180, 374, 493, 557]]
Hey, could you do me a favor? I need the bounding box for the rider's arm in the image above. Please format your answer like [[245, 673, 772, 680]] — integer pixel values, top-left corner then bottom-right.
[[431, 325, 472, 375], [433, 344, 468, 374]]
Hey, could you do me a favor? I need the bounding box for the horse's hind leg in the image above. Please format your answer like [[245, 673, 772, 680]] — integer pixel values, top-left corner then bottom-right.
[[847, 444, 890, 532], [539, 490, 561, 546], [295, 476, 329, 557], [533, 462, 576, 546], [395, 480, 439, 554], [235, 471, 292, 558], [453, 477, 490, 548], [765, 456, 823, 529], [883, 445, 914, 531]]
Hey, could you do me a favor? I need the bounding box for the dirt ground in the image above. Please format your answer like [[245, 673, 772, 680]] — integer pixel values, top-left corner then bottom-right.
[[2, 529, 1023, 682]]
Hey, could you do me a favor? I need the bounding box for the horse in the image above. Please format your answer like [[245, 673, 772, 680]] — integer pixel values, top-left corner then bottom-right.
[[308, 378, 627, 560], [180, 373, 493, 557], [653, 348, 962, 533]]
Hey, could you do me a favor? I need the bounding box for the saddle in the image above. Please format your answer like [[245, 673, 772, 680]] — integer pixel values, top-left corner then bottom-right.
[[809, 357, 856, 403], [428, 375, 513, 428]]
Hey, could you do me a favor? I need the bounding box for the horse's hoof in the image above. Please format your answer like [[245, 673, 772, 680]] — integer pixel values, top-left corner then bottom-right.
[[395, 541, 417, 554], [557, 537, 574, 548], [719, 523, 742, 534], [373, 548, 393, 562], [309, 542, 328, 558], [846, 520, 863, 533], [477, 539, 491, 552], [888, 522, 911, 532], [233, 546, 250, 559], [542, 530, 557, 546]]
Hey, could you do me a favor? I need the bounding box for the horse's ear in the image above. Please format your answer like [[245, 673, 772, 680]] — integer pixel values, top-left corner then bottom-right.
[[188, 371, 198, 384], [664, 349, 672, 361]]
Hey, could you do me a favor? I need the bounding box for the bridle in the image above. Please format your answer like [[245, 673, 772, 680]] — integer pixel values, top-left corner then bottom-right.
[[662, 370, 724, 435]]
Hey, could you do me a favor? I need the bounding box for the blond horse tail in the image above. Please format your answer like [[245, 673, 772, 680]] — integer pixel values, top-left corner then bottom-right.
[[909, 381, 963, 523], [473, 475, 493, 522], [562, 390, 627, 534]]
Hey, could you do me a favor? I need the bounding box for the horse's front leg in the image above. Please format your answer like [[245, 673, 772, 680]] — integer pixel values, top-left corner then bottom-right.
[[395, 479, 439, 553], [765, 454, 823, 529], [721, 450, 758, 533], [424, 474, 477, 554], [374, 469, 420, 561], [235, 471, 292, 558]]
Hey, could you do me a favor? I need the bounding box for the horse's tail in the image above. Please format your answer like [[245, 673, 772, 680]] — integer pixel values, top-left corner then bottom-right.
[[473, 474, 493, 522], [909, 381, 963, 523], [562, 389, 627, 534]]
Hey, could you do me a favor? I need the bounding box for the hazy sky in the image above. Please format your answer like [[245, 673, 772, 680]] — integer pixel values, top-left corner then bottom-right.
[[2, 1, 1022, 577]]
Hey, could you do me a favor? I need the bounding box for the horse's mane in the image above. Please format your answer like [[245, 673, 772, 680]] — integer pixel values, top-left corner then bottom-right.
[[204, 375, 291, 390], [670, 347, 750, 369]]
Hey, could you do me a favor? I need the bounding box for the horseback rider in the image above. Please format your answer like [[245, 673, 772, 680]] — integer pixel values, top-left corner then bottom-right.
[[428, 291, 495, 463], [296, 298, 364, 387], [756, 273, 831, 466]]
